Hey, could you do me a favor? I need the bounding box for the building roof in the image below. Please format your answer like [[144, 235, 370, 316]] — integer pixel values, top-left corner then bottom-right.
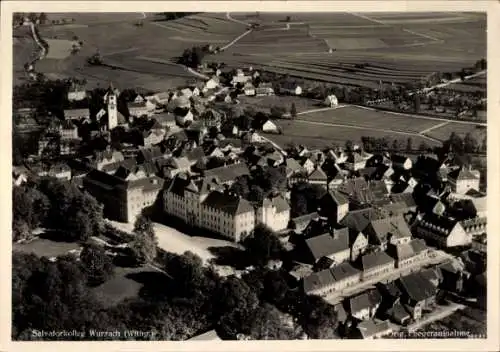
[[339, 208, 385, 233], [360, 251, 394, 271], [263, 195, 290, 213], [355, 320, 392, 339], [416, 214, 459, 238], [390, 193, 417, 209], [349, 289, 382, 314], [409, 238, 427, 254], [137, 146, 164, 162], [398, 272, 437, 302], [303, 268, 334, 294], [202, 191, 254, 215], [330, 262, 360, 282], [323, 189, 350, 206], [388, 242, 415, 261], [289, 212, 319, 231], [367, 215, 413, 244], [305, 232, 349, 261], [308, 167, 328, 181], [337, 177, 374, 203], [391, 301, 411, 322], [204, 162, 250, 183], [187, 330, 221, 341], [448, 167, 480, 181], [391, 154, 410, 165]]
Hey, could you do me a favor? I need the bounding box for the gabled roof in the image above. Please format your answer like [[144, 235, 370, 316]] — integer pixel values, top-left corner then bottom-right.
[[356, 320, 391, 339], [289, 212, 319, 231], [305, 232, 349, 261], [449, 167, 480, 181], [204, 162, 250, 183], [367, 215, 413, 244], [391, 154, 410, 165], [416, 214, 459, 238], [390, 193, 417, 208], [137, 146, 164, 162], [398, 272, 437, 302], [303, 268, 334, 294], [330, 262, 360, 282], [322, 189, 350, 206], [388, 242, 415, 261], [308, 167, 328, 181], [339, 208, 384, 233], [202, 191, 254, 215], [349, 289, 382, 313], [360, 251, 394, 271], [263, 195, 290, 213]]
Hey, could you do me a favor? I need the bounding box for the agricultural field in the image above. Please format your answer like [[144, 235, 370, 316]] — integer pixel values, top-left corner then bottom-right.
[[270, 119, 441, 150], [422, 122, 486, 142], [296, 106, 441, 133], [237, 95, 320, 113]]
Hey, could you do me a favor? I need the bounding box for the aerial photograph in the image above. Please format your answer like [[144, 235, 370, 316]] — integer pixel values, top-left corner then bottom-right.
[[11, 11, 487, 341]]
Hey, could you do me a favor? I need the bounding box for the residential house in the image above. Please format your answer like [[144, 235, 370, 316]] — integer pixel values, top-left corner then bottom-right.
[[200, 109, 223, 129], [243, 82, 256, 96], [150, 91, 171, 106], [319, 189, 349, 225], [128, 101, 154, 118], [153, 112, 177, 129], [387, 238, 428, 269], [300, 158, 316, 175], [390, 193, 417, 214], [67, 83, 87, 102], [448, 166, 481, 194], [231, 72, 251, 87], [437, 260, 466, 293], [324, 95, 338, 108], [359, 251, 395, 281], [339, 208, 385, 236], [352, 320, 393, 339], [288, 212, 320, 233], [175, 109, 194, 127], [29, 162, 72, 181], [204, 76, 220, 91], [302, 262, 361, 297], [347, 289, 382, 321], [308, 167, 328, 188], [84, 168, 164, 223], [460, 217, 487, 237], [242, 131, 264, 144], [261, 119, 279, 133], [280, 82, 302, 96], [92, 149, 125, 171], [255, 83, 275, 96], [345, 153, 367, 171], [136, 146, 168, 164], [397, 272, 437, 320], [256, 195, 290, 232], [285, 158, 307, 185], [391, 155, 412, 170], [363, 215, 413, 250], [349, 231, 369, 261], [303, 229, 350, 266], [413, 214, 472, 248], [337, 177, 389, 207]]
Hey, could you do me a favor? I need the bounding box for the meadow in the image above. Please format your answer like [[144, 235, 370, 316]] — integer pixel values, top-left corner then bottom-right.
[[422, 122, 486, 142]]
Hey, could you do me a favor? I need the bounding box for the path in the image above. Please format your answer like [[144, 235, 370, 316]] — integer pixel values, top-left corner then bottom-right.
[[419, 121, 449, 135], [225, 12, 251, 27], [406, 303, 465, 333], [413, 70, 487, 95]]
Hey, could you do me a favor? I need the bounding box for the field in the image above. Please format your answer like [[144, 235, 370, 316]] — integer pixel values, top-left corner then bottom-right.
[[13, 12, 486, 92], [237, 95, 320, 112], [422, 122, 486, 142], [13, 238, 81, 258], [44, 39, 74, 59]]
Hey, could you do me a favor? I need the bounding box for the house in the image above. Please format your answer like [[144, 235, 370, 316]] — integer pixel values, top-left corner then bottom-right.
[[204, 162, 250, 186], [64, 108, 90, 121], [319, 189, 349, 224], [150, 91, 171, 106], [302, 262, 361, 296], [390, 193, 417, 213], [359, 251, 395, 281], [339, 208, 385, 235], [352, 320, 392, 339], [242, 131, 264, 144], [345, 153, 367, 171], [29, 162, 72, 181], [288, 212, 320, 233], [337, 177, 377, 205], [175, 109, 194, 126], [163, 175, 255, 242], [460, 217, 487, 238], [363, 215, 413, 250], [350, 231, 369, 261], [256, 195, 291, 232], [231, 73, 251, 87], [307, 167, 328, 187], [243, 82, 256, 96], [387, 238, 428, 269], [324, 95, 338, 108], [136, 146, 167, 164], [280, 82, 302, 96], [255, 83, 275, 96], [261, 119, 279, 133], [347, 289, 382, 321], [128, 101, 154, 118], [397, 272, 437, 320], [204, 76, 220, 90], [153, 112, 177, 129], [200, 109, 223, 129], [285, 158, 307, 181], [413, 214, 472, 248], [12, 166, 29, 186], [303, 229, 350, 265], [437, 260, 466, 293], [92, 149, 125, 171], [67, 83, 87, 102], [448, 166, 480, 194], [390, 155, 412, 170], [300, 158, 316, 175]]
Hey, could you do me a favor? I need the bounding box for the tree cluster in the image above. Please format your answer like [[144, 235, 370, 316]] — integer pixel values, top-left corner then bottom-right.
[[13, 179, 104, 243], [178, 45, 213, 69], [230, 164, 287, 204], [290, 182, 327, 217]]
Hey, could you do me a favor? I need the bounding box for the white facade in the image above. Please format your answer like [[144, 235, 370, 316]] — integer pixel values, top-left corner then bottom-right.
[[256, 202, 290, 233], [107, 92, 118, 130], [68, 90, 87, 102]]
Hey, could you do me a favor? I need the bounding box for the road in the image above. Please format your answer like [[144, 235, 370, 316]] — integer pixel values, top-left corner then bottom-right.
[[406, 302, 465, 333]]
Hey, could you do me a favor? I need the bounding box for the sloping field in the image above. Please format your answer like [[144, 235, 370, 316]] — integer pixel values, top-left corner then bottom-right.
[[271, 120, 441, 149], [423, 122, 486, 142], [299, 106, 442, 133]]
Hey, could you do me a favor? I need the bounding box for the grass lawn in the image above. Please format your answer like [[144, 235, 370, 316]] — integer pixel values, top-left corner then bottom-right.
[[423, 122, 486, 142], [13, 238, 81, 258], [92, 265, 165, 307], [297, 106, 441, 133]]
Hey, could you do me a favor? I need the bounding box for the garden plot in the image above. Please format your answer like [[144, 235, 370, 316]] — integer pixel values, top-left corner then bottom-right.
[[44, 39, 75, 59]]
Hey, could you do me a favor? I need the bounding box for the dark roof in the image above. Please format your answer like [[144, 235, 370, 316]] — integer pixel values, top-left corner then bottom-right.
[[409, 238, 427, 254], [263, 195, 290, 213], [289, 212, 319, 231], [349, 289, 382, 313], [387, 242, 415, 261], [339, 208, 384, 233], [331, 262, 360, 281], [361, 251, 394, 271], [448, 167, 480, 181], [391, 154, 410, 165], [305, 232, 349, 261], [390, 193, 417, 208], [322, 189, 349, 206], [391, 301, 411, 322], [202, 191, 254, 215], [204, 162, 250, 183], [137, 146, 164, 162], [367, 215, 413, 244], [356, 320, 391, 339], [303, 268, 334, 294], [398, 272, 437, 302], [416, 214, 459, 237]]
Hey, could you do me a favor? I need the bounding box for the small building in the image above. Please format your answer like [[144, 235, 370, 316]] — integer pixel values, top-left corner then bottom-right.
[[304, 230, 350, 265], [288, 212, 320, 233], [390, 154, 412, 170], [280, 83, 303, 96], [261, 119, 279, 133], [345, 153, 367, 171], [363, 215, 413, 250], [348, 289, 382, 321], [324, 95, 338, 108], [64, 108, 90, 121], [302, 262, 360, 297], [128, 101, 155, 118], [307, 167, 328, 188], [256, 195, 291, 233], [352, 320, 392, 339], [31, 162, 72, 181], [448, 167, 481, 194], [397, 272, 437, 320], [319, 189, 349, 224], [67, 84, 87, 102], [387, 238, 428, 269], [205, 76, 220, 90], [255, 84, 275, 96], [243, 82, 256, 96]]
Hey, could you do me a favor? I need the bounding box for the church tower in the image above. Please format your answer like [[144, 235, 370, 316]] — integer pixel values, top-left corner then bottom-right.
[[106, 83, 118, 130]]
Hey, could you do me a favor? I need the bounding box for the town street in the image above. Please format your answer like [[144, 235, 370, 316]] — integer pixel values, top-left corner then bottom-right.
[[324, 249, 453, 305]]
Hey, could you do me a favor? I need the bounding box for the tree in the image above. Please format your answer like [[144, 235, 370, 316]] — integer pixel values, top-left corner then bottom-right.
[[39, 13, 48, 24], [463, 133, 478, 154], [63, 192, 104, 241], [418, 141, 429, 152], [216, 276, 259, 315], [270, 105, 286, 119], [301, 295, 339, 339], [344, 140, 353, 152], [290, 103, 297, 119], [80, 244, 114, 286], [230, 175, 251, 199], [242, 224, 285, 267], [406, 137, 413, 152], [129, 225, 158, 266], [414, 94, 421, 113]]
